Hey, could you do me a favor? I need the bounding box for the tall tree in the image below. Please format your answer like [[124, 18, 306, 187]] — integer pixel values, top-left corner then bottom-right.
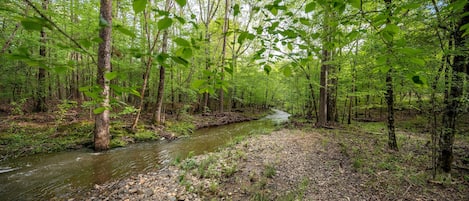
[[94, 0, 112, 151], [439, 1, 469, 172], [218, 0, 230, 113], [384, 0, 398, 151], [153, 0, 172, 125], [318, 3, 330, 126], [34, 0, 48, 112]]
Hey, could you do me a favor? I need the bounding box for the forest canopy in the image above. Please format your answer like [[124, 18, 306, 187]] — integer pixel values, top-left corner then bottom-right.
[[0, 0, 468, 173]]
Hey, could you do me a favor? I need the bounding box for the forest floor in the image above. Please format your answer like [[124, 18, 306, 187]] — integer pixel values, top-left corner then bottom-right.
[[0, 107, 269, 162], [83, 116, 469, 201]]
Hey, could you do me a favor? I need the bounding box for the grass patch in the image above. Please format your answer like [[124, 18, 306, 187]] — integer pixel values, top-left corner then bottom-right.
[[263, 164, 276, 178], [134, 131, 156, 141], [166, 120, 195, 136]]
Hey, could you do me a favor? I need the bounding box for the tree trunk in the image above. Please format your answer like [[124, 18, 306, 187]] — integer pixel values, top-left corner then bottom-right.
[[35, 0, 48, 112], [318, 6, 330, 126], [384, 0, 398, 151], [439, 1, 468, 172], [132, 9, 161, 130], [218, 0, 230, 113], [94, 0, 112, 151], [153, 30, 169, 125]]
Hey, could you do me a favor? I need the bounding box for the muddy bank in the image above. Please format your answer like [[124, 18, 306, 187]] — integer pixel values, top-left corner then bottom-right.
[[193, 112, 263, 129]]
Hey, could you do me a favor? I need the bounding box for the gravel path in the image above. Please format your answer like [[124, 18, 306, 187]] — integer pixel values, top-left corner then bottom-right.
[[81, 129, 466, 201]]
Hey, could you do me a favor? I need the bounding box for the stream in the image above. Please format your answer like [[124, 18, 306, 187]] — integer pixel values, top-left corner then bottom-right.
[[0, 109, 289, 200]]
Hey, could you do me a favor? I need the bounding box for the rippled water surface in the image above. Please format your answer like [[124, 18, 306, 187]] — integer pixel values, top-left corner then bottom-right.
[[0, 110, 289, 200]]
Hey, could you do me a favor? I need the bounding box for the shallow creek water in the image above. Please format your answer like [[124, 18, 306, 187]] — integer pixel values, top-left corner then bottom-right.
[[0, 109, 289, 200]]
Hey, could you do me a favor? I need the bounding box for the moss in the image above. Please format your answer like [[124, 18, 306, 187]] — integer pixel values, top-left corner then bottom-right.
[[134, 131, 157, 141], [110, 138, 127, 148]]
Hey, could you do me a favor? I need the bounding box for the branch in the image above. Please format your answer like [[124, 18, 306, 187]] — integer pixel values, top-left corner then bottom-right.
[[23, 0, 96, 64]]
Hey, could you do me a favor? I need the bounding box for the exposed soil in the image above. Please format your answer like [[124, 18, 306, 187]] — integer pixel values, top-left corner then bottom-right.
[[82, 128, 469, 201]]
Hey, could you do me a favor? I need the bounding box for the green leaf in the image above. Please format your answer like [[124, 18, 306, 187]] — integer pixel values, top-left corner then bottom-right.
[[225, 67, 233, 75], [348, 0, 361, 9], [412, 75, 424, 85], [105, 72, 118, 80], [384, 24, 400, 35], [171, 56, 189, 66], [400, 47, 423, 55], [158, 17, 173, 30], [181, 48, 193, 59], [305, 2, 316, 13], [133, 0, 147, 14], [156, 53, 169, 64], [283, 66, 292, 77], [409, 58, 425, 66], [460, 23, 469, 37], [238, 32, 247, 44], [175, 0, 186, 7], [173, 37, 191, 47], [234, 4, 240, 16], [130, 89, 141, 97], [264, 65, 272, 74], [191, 79, 206, 89], [270, 7, 278, 16], [114, 25, 136, 38], [93, 107, 106, 114], [21, 17, 48, 31]]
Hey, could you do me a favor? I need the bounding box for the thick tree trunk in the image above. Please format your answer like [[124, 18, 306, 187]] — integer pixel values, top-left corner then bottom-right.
[[94, 0, 112, 151], [384, 0, 398, 151], [318, 6, 330, 126], [439, 1, 468, 172], [35, 0, 48, 112]]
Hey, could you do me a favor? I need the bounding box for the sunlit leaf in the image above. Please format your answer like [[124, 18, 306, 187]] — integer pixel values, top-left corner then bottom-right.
[[348, 0, 361, 9], [133, 0, 147, 14], [105, 72, 118, 80], [173, 37, 191, 47], [93, 107, 106, 114]]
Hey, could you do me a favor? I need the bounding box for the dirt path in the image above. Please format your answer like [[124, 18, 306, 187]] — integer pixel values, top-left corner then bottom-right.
[[83, 129, 467, 201]]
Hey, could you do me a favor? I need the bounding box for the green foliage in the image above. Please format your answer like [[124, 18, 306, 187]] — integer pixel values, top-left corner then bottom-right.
[[134, 131, 157, 141], [132, 0, 147, 14], [110, 138, 127, 148], [166, 121, 194, 136]]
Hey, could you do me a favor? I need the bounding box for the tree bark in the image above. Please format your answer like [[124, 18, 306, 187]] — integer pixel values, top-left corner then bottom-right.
[[35, 0, 48, 112], [94, 0, 112, 151], [218, 0, 230, 113], [384, 0, 398, 151], [318, 5, 330, 126], [153, 30, 169, 125], [439, 1, 469, 172]]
